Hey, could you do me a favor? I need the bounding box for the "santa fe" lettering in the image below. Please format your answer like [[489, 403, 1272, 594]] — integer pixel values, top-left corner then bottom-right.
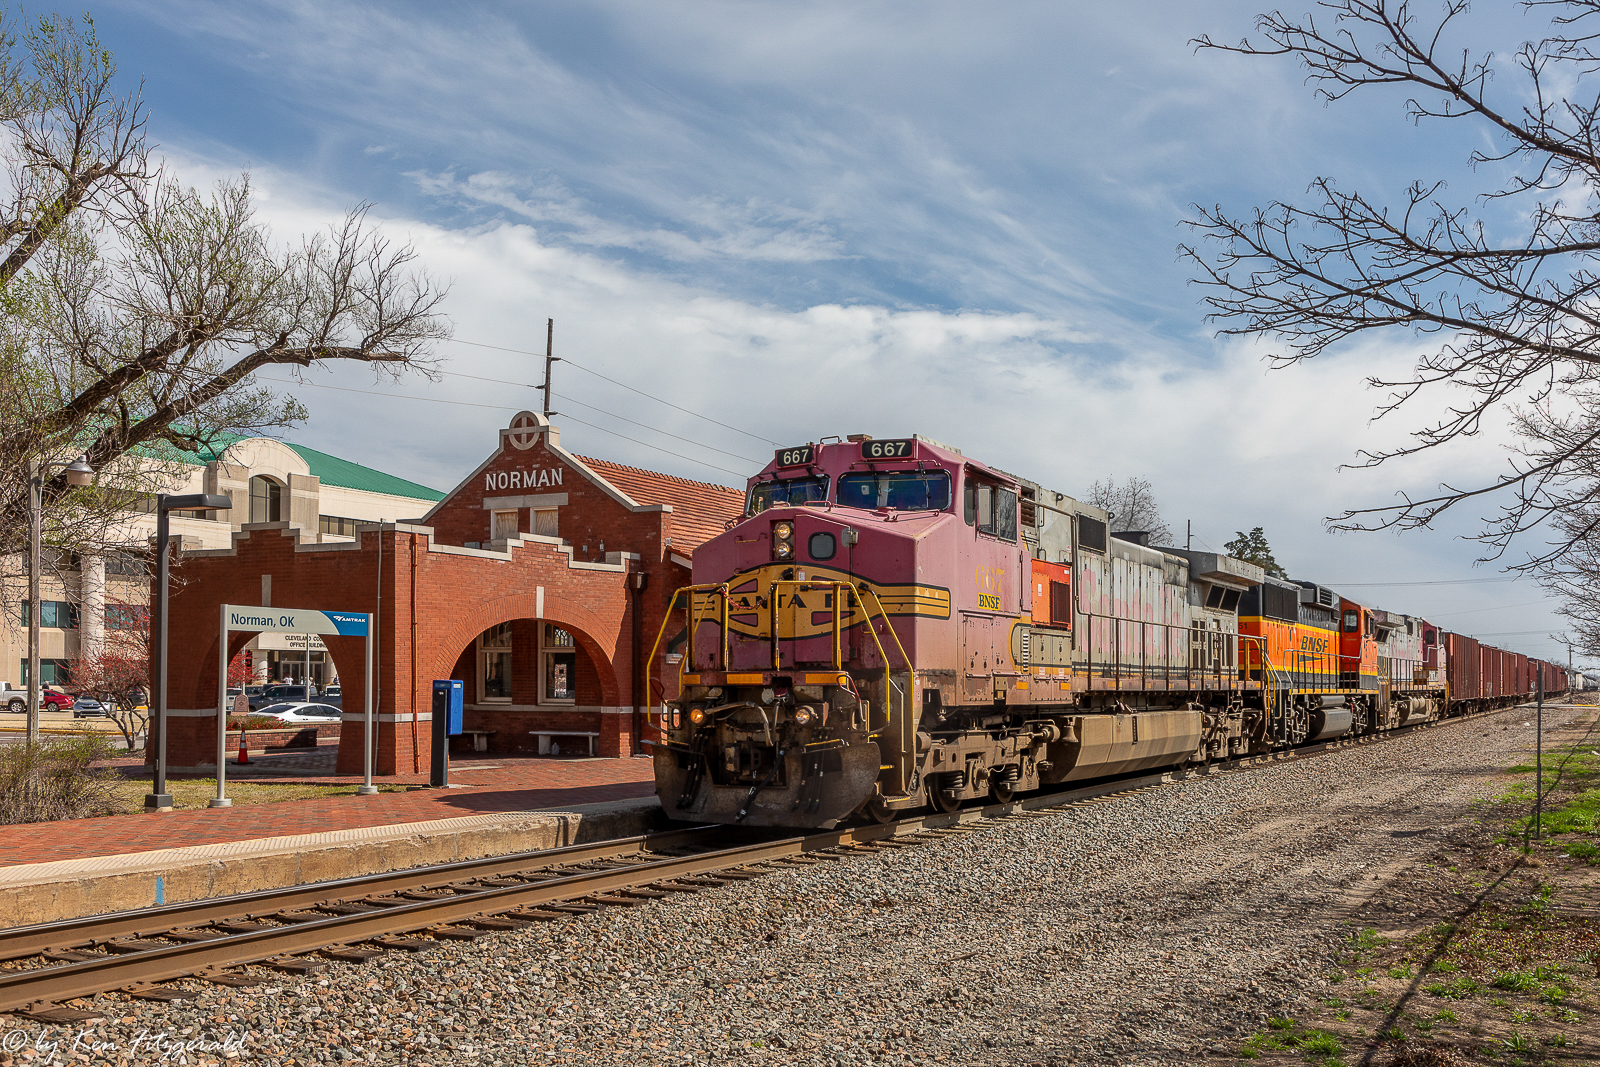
[[486, 468, 564, 491]]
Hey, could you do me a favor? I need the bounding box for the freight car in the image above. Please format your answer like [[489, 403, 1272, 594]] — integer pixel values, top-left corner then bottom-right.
[[647, 434, 1558, 829]]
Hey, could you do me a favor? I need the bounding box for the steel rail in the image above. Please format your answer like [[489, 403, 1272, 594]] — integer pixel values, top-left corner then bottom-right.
[[0, 826, 725, 963], [0, 823, 902, 1013], [0, 698, 1549, 1016]]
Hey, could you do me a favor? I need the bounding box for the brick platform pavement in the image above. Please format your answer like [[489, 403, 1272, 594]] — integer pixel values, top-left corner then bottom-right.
[[0, 754, 658, 868]]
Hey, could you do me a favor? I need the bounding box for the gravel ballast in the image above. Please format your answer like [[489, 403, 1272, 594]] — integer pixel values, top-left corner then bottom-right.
[[3, 704, 1586, 1067]]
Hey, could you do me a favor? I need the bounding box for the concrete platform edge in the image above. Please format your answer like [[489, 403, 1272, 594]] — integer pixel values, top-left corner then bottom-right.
[[0, 796, 666, 927]]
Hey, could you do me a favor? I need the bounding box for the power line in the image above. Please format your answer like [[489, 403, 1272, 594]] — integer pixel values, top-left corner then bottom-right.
[[257, 376, 748, 480], [552, 391, 760, 465], [1327, 577, 1524, 587], [1428, 599, 1551, 618], [448, 337, 780, 446], [555, 412, 746, 479], [257, 376, 518, 411]]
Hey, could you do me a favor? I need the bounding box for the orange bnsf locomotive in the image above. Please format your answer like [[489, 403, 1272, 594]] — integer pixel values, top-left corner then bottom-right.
[[646, 434, 1569, 829]]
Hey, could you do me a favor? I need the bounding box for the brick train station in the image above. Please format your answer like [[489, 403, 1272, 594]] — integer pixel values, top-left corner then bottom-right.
[[159, 411, 742, 775]]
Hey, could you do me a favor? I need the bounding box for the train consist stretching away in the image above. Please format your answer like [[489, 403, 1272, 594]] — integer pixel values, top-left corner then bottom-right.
[[648, 435, 1569, 828]]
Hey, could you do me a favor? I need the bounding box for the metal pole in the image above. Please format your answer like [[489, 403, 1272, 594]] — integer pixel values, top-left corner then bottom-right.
[[146, 499, 172, 811], [1535, 668, 1543, 843], [211, 603, 231, 807], [26, 461, 41, 745], [358, 613, 376, 795]]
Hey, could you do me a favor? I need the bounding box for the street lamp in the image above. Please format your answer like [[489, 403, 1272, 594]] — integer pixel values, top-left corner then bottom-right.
[[146, 492, 232, 813], [26, 455, 95, 745]]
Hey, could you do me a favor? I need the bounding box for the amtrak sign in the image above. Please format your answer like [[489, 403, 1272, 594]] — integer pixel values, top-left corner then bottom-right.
[[209, 603, 377, 808], [224, 606, 369, 636]]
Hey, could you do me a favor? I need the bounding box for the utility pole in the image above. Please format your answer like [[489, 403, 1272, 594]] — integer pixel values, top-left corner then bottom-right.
[[541, 318, 560, 417], [1186, 519, 1192, 551]]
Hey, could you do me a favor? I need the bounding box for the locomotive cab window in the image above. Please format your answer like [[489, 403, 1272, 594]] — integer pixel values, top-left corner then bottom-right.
[[1343, 610, 1359, 632], [963, 477, 1018, 541], [837, 470, 950, 511], [748, 475, 829, 514]]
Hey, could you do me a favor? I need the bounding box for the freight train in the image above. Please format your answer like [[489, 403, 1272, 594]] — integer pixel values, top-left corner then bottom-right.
[[647, 434, 1569, 829]]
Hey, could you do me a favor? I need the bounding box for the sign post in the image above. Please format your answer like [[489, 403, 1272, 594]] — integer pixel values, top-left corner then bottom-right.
[[217, 605, 373, 808]]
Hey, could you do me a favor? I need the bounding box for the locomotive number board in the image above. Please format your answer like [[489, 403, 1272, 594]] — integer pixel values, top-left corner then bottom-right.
[[861, 438, 915, 459], [774, 444, 815, 467]]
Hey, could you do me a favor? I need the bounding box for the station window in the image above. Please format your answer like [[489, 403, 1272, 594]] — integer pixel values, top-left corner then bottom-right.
[[479, 622, 512, 702], [532, 508, 558, 537], [319, 515, 358, 537], [541, 625, 577, 704], [491, 510, 520, 541], [20, 600, 77, 629], [19, 658, 71, 685], [249, 476, 282, 523]]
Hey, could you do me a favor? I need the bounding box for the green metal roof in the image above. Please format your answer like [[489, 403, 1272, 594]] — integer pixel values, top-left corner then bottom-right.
[[285, 443, 445, 502], [165, 432, 444, 502]]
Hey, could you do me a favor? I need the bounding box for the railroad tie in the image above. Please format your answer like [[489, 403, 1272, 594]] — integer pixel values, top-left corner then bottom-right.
[[321, 944, 387, 963], [264, 955, 330, 973], [20, 1004, 104, 1024], [428, 926, 493, 941], [122, 985, 192, 1003], [367, 938, 435, 953]]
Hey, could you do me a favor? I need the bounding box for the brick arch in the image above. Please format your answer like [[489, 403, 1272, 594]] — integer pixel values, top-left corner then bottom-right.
[[178, 626, 371, 720], [432, 594, 623, 707]]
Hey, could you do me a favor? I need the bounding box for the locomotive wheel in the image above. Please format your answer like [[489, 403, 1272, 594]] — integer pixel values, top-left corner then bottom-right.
[[989, 779, 1016, 804], [864, 794, 901, 824], [928, 780, 963, 814]]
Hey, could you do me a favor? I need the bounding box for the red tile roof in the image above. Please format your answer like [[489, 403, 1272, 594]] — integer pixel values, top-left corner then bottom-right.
[[576, 456, 745, 553]]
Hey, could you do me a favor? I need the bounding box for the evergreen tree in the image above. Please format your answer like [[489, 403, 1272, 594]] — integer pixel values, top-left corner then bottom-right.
[[1223, 527, 1287, 578]]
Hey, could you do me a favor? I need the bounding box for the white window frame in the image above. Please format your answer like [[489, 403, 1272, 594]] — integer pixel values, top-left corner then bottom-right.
[[478, 622, 513, 703], [538, 623, 577, 706]]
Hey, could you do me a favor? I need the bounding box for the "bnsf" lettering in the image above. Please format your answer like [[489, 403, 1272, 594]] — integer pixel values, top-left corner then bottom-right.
[[978, 593, 1001, 610], [1300, 634, 1328, 653]]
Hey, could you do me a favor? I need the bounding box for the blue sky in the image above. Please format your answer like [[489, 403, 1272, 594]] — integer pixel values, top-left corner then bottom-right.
[[91, 0, 1584, 662]]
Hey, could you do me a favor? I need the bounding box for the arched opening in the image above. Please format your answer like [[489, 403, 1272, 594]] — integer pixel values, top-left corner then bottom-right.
[[249, 475, 283, 523], [449, 617, 614, 754]]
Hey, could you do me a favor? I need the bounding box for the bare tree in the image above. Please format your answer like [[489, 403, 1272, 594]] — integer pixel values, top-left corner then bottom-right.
[[1183, 0, 1600, 566], [0, 13, 449, 621], [1084, 476, 1174, 544]]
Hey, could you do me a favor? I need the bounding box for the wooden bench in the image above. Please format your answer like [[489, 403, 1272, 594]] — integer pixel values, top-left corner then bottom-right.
[[456, 729, 495, 753], [529, 730, 599, 756]]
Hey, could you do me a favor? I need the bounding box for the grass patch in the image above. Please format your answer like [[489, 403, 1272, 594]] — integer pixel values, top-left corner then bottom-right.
[[106, 777, 407, 810], [1425, 976, 1482, 999]]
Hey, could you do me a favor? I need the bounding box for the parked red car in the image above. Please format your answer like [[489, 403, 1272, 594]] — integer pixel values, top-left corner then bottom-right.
[[2, 686, 73, 714]]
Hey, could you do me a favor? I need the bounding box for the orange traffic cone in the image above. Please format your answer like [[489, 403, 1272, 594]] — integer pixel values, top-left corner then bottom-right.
[[236, 728, 250, 765]]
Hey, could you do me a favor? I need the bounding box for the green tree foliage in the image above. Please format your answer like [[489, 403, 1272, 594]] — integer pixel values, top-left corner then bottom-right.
[[1224, 527, 1287, 578]]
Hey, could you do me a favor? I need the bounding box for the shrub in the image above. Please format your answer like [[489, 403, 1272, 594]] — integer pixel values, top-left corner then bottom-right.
[[0, 734, 125, 824]]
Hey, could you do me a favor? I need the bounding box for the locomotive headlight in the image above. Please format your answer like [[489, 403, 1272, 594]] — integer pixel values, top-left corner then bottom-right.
[[772, 520, 795, 561], [792, 705, 815, 727], [688, 706, 707, 725]]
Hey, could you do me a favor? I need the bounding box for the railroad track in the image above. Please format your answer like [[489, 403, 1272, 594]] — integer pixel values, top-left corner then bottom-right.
[[0, 702, 1534, 1021]]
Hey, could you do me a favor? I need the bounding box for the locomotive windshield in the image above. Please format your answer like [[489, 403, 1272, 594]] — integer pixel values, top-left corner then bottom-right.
[[837, 470, 952, 511], [748, 475, 829, 514]]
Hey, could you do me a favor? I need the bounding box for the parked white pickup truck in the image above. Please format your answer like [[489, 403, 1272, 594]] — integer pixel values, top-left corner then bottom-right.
[[0, 681, 74, 714]]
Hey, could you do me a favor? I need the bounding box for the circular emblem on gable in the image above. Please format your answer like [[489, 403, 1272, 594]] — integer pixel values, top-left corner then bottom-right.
[[507, 411, 544, 450]]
